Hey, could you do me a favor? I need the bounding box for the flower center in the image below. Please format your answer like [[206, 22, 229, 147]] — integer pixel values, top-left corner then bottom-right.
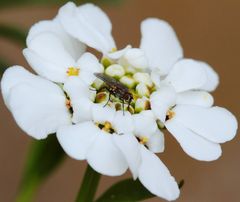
[[92, 58, 155, 114], [67, 67, 80, 76]]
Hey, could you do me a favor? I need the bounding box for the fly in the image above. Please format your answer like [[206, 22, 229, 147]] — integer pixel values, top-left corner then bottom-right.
[[94, 73, 133, 114]]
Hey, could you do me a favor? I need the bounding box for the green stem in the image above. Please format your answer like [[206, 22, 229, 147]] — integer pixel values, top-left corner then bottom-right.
[[76, 165, 101, 202], [15, 177, 39, 202]]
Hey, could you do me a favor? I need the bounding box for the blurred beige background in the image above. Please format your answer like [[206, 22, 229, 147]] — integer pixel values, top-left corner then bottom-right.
[[0, 0, 240, 201]]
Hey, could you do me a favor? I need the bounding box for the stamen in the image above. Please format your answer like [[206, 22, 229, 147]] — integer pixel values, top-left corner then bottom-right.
[[110, 47, 117, 53], [103, 121, 112, 132], [96, 121, 115, 134], [67, 67, 79, 76], [65, 99, 71, 109], [139, 136, 149, 145], [167, 110, 175, 120]]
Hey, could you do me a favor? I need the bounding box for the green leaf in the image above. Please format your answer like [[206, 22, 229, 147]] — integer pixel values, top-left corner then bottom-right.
[[0, 24, 26, 46], [16, 134, 65, 202], [95, 179, 184, 202]]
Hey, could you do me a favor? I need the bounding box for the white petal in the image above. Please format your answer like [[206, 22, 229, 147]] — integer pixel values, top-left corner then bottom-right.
[[173, 105, 238, 143], [107, 45, 131, 60], [77, 52, 104, 85], [147, 130, 165, 153], [133, 113, 158, 138], [139, 110, 156, 120], [23, 49, 67, 83], [176, 91, 214, 107], [140, 18, 183, 75], [166, 119, 222, 161], [59, 2, 116, 53], [164, 59, 207, 92], [200, 63, 219, 92], [77, 52, 103, 72], [150, 86, 177, 122], [4, 69, 71, 139], [64, 77, 94, 122], [57, 122, 98, 160], [123, 48, 148, 69], [64, 77, 94, 99], [26, 18, 86, 60], [150, 70, 161, 88], [27, 31, 76, 67], [138, 146, 180, 201], [92, 104, 115, 123], [24, 31, 79, 83], [71, 97, 93, 123], [87, 131, 128, 176], [1, 66, 34, 107], [113, 133, 141, 179], [112, 111, 134, 134]]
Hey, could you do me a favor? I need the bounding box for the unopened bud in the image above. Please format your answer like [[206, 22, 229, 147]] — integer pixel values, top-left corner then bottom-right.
[[92, 79, 104, 90], [95, 92, 108, 104], [120, 75, 136, 89], [136, 83, 150, 97], [135, 97, 150, 113], [133, 72, 153, 87], [157, 119, 165, 129], [115, 102, 135, 114], [105, 64, 125, 79], [101, 57, 113, 68]]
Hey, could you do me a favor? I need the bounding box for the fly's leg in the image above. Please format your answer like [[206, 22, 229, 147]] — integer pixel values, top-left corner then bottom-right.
[[104, 92, 112, 107], [127, 98, 132, 111], [121, 99, 125, 115]]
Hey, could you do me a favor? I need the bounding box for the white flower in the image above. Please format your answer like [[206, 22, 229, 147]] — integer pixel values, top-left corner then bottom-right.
[[1, 2, 238, 202], [23, 14, 103, 84], [57, 106, 179, 201], [57, 0, 237, 180]]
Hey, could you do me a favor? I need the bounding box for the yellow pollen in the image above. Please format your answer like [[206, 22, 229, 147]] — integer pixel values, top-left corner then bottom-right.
[[110, 47, 117, 53], [103, 121, 112, 132], [67, 67, 79, 76], [140, 136, 149, 145], [167, 110, 175, 120], [66, 99, 71, 109]]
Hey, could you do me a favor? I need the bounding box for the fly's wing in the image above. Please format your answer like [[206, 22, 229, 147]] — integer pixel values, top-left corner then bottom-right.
[[94, 73, 129, 90], [94, 73, 117, 83]]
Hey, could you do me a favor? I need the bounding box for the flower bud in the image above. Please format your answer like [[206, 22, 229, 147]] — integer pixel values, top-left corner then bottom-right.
[[92, 78, 104, 90], [136, 83, 150, 97], [95, 92, 109, 104], [157, 119, 165, 129], [133, 72, 153, 87], [135, 97, 150, 113], [120, 75, 136, 89], [115, 102, 135, 114], [105, 64, 125, 79], [101, 57, 113, 68]]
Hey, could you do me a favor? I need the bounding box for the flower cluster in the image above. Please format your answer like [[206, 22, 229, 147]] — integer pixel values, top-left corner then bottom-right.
[[1, 2, 238, 201]]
